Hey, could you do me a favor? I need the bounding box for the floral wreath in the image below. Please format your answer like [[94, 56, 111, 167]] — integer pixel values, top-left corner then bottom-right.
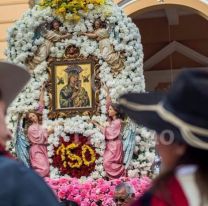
[[47, 117, 106, 179], [52, 135, 99, 178]]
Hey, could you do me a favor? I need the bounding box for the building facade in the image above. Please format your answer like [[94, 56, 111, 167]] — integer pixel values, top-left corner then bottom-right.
[[0, 0, 29, 60]]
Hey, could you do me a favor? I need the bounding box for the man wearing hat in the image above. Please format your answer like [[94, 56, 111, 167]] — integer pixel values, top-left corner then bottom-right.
[[0, 62, 59, 206], [119, 69, 208, 205], [59, 65, 90, 108]]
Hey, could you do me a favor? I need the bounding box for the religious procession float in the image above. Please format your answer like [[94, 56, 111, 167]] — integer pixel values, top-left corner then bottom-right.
[[6, 0, 156, 205]]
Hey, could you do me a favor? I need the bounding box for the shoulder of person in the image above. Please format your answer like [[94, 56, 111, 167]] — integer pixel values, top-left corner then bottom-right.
[[0, 156, 41, 186], [133, 175, 189, 206], [0, 157, 59, 206], [0, 156, 26, 173]]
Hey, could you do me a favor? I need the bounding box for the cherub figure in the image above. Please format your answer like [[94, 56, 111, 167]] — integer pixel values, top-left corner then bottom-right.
[[65, 45, 80, 59]]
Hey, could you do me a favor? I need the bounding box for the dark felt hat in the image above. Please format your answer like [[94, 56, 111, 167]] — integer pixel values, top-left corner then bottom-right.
[[0, 62, 30, 108], [118, 69, 208, 150]]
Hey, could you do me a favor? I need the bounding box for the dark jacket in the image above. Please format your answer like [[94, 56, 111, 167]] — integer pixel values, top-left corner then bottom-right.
[[0, 156, 59, 206]]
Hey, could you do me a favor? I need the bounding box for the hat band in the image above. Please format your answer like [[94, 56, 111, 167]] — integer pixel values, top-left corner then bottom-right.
[[119, 98, 208, 150]]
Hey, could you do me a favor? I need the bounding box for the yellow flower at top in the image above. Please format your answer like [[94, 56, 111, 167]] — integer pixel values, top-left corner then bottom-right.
[[39, 0, 106, 20], [39, 0, 45, 6], [57, 7, 66, 14], [90, 0, 105, 4]]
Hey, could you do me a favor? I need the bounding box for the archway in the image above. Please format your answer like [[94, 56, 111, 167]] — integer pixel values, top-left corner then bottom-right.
[[122, 0, 208, 91], [123, 0, 208, 20]]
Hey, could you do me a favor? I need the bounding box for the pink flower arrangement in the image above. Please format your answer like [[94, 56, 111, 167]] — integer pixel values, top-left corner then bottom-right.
[[45, 177, 151, 205]]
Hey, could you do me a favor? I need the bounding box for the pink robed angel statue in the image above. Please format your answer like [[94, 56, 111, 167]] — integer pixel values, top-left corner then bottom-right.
[[26, 83, 53, 177], [91, 84, 126, 179]]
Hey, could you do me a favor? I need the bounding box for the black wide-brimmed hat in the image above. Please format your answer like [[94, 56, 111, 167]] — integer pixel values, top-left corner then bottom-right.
[[118, 69, 208, 150]]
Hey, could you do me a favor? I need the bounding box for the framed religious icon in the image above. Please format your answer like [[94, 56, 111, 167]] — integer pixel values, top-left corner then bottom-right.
[[48, 58, 101, 118]]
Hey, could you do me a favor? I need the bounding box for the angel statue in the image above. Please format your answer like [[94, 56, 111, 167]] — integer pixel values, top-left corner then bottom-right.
[[15, 83, 53, 177], [81, 19, 125, 77], [26, 83, 55, 177], [90, 84, 136, 179], [15, 114, 30, 167], [27, 19, 71, 70]]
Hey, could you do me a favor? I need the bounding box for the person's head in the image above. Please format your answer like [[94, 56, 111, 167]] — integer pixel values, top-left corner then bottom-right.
[[155, 133, 186, 171], [94, 19, 105, 30], [51, 19, 61, 31], [119, 69, 208, 169], [118, 69, 208, 202], [108, 103, 125, 120], [0, 91, 12, 147], [0, 62, 30, 147], [114, 182, 135, 206], [156, 131, 208, 171]]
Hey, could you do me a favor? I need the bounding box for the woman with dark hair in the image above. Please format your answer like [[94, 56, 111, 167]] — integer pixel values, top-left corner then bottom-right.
[[118, 69, 208, 205], [91, 84, 125, 179]]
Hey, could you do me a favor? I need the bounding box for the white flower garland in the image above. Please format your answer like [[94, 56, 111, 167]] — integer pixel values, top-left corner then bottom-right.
[[6, 0, 155, 179]]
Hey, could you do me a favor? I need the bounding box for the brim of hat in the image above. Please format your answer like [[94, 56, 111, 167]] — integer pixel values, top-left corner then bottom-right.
[[0, 62, 30, 108], [118, 92, 182, 138]]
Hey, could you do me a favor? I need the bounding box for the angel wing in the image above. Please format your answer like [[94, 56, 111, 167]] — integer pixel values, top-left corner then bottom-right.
[[32, 23, 48, 44], [15, 116, 30, 167], [122, 118, 137, 169], [107, 23, 120, 42]]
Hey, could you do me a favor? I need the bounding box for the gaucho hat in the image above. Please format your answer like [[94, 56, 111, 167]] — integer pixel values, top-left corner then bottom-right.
[[0, 62, 30, 108], [118, 69, 208, 150]]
